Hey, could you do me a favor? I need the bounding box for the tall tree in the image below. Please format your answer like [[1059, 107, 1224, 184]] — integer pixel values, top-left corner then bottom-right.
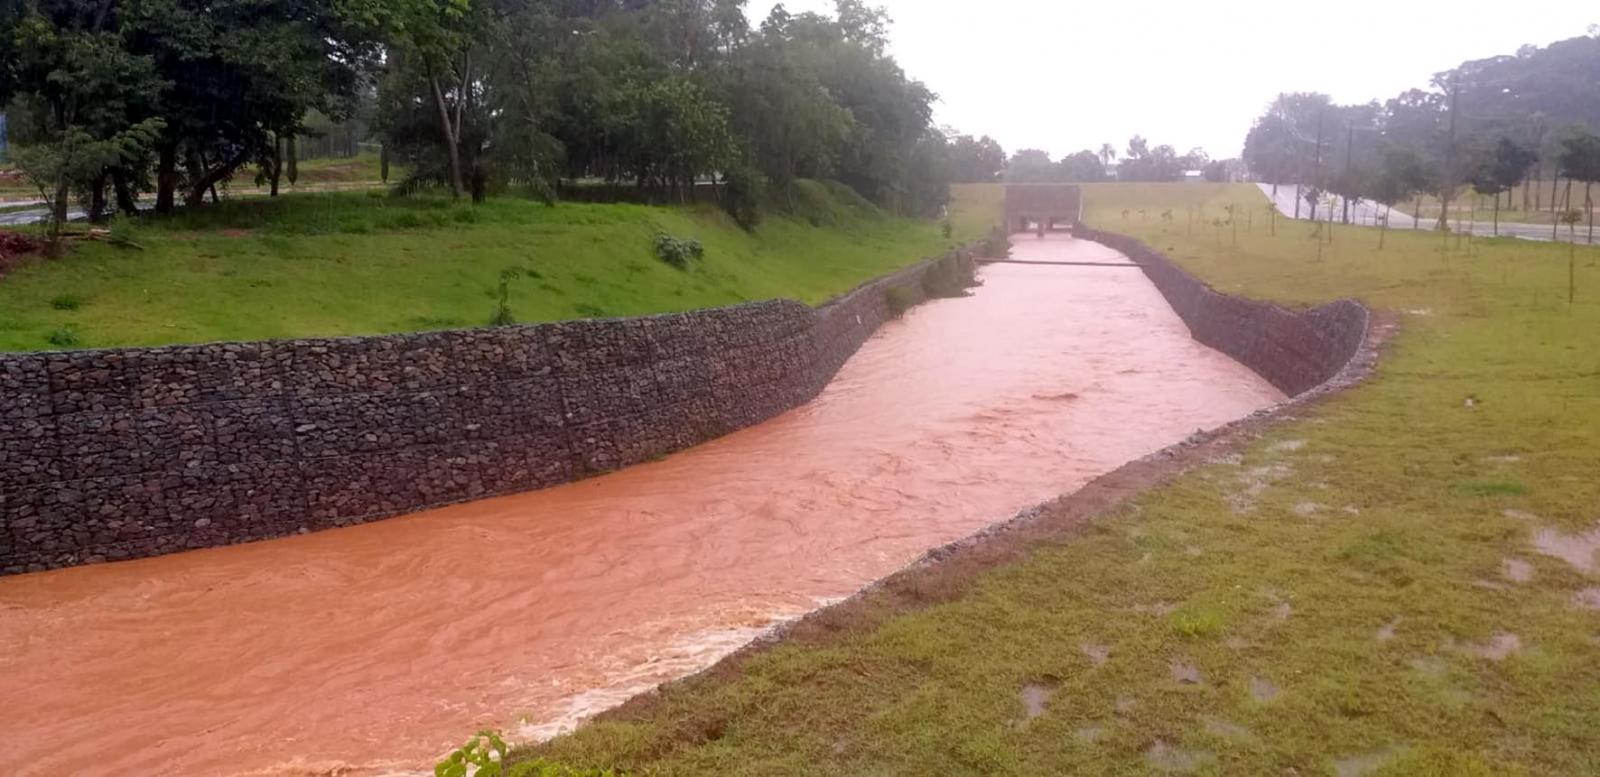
[[125, 0, 375, 211], [3, 0, 166, 235], [1556, 128, 1600, 243], [1005, 148, 1055, 183], [947, 133, 1005, 183], [1467, 137, 1537, 235]]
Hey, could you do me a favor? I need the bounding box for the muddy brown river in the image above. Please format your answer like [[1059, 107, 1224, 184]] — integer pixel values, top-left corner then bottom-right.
[[0, 235, 1284, 776]]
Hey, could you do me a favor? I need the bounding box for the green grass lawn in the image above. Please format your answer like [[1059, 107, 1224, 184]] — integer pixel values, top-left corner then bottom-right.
[[0, 181, 973, 352], [515, 182, 1600, 775], [1396, 183, 1597, 229]]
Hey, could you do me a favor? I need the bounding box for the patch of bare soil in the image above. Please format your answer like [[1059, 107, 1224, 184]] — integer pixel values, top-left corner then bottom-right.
[[0, 230, 45, 278], [588, 310, 1394, 736]]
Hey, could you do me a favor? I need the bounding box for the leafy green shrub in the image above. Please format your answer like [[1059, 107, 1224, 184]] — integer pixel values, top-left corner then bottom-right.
[[436, 730, 507, 777], [49, 293, 83, 311], [47, 326, 81, 348], [434, 729, 616, 777], [721, 163, 766, 230], [978, 228, 1011, 259], [489, 267, 518, 326], [885, 286, 917, 317], [653, 233, 704, 268], [921, 256, 975, 299]]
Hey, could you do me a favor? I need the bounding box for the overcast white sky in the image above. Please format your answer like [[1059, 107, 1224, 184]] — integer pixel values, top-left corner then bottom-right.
[[750, 0, 1596, 160]]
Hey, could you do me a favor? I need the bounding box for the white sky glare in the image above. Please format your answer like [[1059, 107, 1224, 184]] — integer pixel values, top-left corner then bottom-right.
[[749, 0, 1596, 160]]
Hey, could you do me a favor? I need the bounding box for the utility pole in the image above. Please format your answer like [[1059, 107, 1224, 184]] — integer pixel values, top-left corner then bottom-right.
[[1310, 107, 1325, 221], [1438, 71, 1460, 231], [1343, 120, 1354, 224]]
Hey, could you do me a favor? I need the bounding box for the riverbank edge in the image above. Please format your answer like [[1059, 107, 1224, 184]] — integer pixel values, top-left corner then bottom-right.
[[513, 230, 1391, 759], [1, 243, 979, 575]]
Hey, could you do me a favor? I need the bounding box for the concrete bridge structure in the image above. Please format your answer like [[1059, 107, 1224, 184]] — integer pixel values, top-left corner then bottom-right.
[[1004, 184, 1083, 236]]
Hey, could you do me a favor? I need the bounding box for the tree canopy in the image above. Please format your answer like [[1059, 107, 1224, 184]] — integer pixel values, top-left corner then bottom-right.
[[0, 0, 972, 228]]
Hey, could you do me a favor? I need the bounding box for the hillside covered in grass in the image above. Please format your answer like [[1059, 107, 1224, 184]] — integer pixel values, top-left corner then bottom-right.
[[0, 181, 975, 352]]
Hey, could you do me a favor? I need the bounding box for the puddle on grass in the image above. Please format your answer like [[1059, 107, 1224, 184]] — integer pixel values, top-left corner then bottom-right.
[[1203, 717, 1258, 743], [1532, 522, 1600, 574], [1170, 660, 1204, 685], [1502, 558, 1534, 583], [1334, 748, 1402, 777], [1145, 741, 1214, 773], [1080, 643, 1110, 666], [1019, 683, 1056, 721], [1468, 632, 1523, 662], [1575, 589, 1600, 611], [1248, 675, 1280, 702]]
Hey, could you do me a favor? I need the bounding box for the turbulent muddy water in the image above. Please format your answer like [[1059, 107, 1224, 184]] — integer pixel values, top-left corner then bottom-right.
[[0, 235, 1284, 776]]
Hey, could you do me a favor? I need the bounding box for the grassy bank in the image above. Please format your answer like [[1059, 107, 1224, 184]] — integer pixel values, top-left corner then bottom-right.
[[0, 181, 970, 352], [515, 182, 1600, 774]]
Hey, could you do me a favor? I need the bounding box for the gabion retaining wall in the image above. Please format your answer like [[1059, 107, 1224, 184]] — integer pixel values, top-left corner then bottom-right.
[[1, 249, 977, 575], [1077, 227, 1370, 397]]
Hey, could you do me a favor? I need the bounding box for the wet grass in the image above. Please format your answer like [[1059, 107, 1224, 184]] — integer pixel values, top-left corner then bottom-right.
[[513, 182, 1600, 774], [0, 181, 973, 352]]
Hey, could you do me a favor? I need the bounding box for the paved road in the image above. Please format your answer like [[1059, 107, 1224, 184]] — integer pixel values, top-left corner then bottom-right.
[[1256, 183, 1592, 244], [0, 204, 78, 227]]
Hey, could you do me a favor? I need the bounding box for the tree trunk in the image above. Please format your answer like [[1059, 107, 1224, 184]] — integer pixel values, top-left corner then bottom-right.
[[184, 147, 250, 207], [50, 174, 70, 244], [429, 76, 465, 198], [285, 137, 298, 187], [156, 140, 179, 213], [111, 169, 138, 216], [1566, 178, 1574, 238], [268, 136, 282, 197], [89, 170, 109, 223], [1438, 75, 1459, 231], [1414, 195, 1422, 230]]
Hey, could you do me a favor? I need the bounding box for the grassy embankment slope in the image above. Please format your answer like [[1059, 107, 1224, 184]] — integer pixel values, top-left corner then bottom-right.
[[517, 182, 1600, 774], [0, 180, 975, 352]]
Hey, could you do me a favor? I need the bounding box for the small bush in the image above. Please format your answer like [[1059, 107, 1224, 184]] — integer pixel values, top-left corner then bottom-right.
[[489, 267, 518, 326], [47, 326, 82, 348], [921, 256, 975, 299], [941, 218, 953, 240], [885, 286, 918, 317], [654, 233, 705, 268], [721, 163, 766, 230], [436, 729, 615, 777], [978, 227, 1011, 259], [49, 293, 83, 311]]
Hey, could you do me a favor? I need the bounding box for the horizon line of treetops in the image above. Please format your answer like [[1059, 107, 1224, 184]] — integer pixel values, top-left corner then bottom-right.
[[5, 2, 1597, 237], [0, 0, 994, 239]]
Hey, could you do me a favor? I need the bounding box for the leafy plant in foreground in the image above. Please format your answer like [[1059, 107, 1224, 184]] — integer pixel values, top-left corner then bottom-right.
[[434, 729, 617, 777]]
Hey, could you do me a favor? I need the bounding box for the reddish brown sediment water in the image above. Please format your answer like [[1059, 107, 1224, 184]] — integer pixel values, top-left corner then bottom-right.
[[0, 235, 1284, 776]]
